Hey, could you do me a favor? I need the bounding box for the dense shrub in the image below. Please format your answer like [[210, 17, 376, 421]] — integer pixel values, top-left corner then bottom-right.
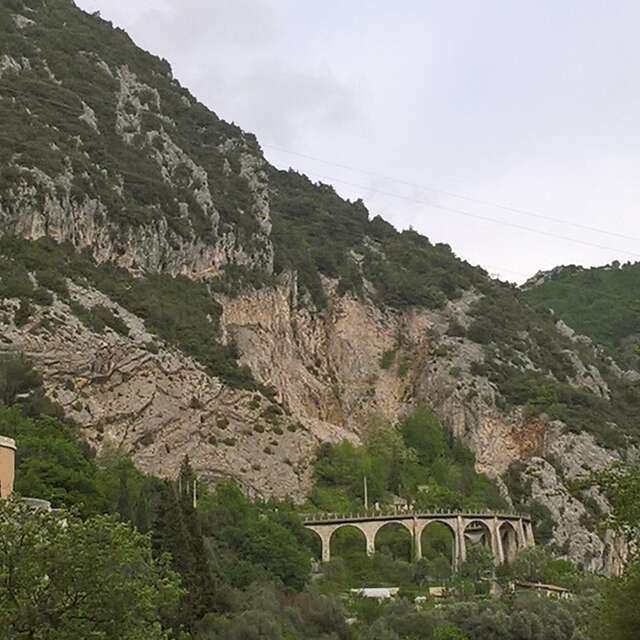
[[309, 408, 507, 514]]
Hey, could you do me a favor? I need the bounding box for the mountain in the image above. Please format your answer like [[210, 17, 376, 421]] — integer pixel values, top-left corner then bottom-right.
[[1, 0, 638, 574]]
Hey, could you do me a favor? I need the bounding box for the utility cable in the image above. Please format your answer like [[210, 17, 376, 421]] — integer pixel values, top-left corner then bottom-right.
[[263, 143, 640, 243], [302, 170, 640, 261]]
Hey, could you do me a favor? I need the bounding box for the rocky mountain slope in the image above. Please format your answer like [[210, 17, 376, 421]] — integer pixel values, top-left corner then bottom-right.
[[1, 0, 638, 574]]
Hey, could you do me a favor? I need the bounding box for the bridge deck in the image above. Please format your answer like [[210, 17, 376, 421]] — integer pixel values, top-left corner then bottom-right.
[[302, 510, 531, 526]]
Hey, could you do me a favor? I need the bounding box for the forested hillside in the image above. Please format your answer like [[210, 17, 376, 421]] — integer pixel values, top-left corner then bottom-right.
[[524, 262, 640, 371], [2, 1, 640, 638]]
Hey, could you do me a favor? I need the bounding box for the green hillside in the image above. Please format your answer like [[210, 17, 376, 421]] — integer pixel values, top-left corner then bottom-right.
[[523, 263, 640, 370]]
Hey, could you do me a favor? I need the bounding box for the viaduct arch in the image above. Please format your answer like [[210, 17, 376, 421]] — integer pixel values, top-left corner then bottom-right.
[[304, 510, 534, 569]]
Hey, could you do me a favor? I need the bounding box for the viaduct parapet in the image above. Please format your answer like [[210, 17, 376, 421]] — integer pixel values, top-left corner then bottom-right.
[[303, 510, 535, 568]]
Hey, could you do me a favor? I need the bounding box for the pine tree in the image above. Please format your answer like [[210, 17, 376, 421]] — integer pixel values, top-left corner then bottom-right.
[[116, 466, 132, 523], [151, 476, 220, 628], [134, 483, 151, 533]]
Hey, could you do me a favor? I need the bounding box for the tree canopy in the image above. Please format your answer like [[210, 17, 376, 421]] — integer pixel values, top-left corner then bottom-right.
[[0, 498, 183, 640]]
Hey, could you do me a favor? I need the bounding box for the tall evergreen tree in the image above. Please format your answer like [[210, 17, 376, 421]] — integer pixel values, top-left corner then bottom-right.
[[116, 466, 132, 523]]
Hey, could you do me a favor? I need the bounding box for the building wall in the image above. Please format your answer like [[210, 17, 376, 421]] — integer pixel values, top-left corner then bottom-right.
[[0, 436, 16, 498]]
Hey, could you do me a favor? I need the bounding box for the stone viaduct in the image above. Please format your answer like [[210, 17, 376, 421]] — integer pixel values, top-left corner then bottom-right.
[[303, 510, 535, 568]]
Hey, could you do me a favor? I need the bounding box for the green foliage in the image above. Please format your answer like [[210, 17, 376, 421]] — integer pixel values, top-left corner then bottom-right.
[[322, 552, 416, 592], [310, 408, 507, 514], [13, 299, 33, 326], [492, 367, 629, 448], [70, 301, 129, 335], [590, 464, 640, 639], [198, 481, 312, 592], [193, 582, 350, 640], [0, 254, 58, 315], [400, 407, 448, 467], [151, 474, 221, 627], [0, 406, 106, 515], [0, 353, 42, 406], [523, 263, 640, 369], [350, 595, 591, 640], [380, 349, 397, 370], [596, 560, 640, 640], [0, 497, 183, 640], [503, 462, 555, 545], [270, 169, 485, 308], [527, 500, 555, 546], [498, 547, 582, 590], [594, 463, 640, 542], [467, 284, 575, 381], [308, 409, 506, 591], [444, 595, 589, 640]]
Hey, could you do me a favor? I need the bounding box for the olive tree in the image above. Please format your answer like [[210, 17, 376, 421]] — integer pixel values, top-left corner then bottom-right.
[[0, 497, 183, 639]]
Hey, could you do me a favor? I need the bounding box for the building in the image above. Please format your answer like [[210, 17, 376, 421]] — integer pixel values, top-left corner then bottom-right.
[[512, 580, 573, 600], [0, 434, 51, 510], [349, 587, 400, 600], [0, 435, 16, 498]]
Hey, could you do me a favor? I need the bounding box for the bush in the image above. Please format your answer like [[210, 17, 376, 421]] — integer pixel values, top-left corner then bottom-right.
[[380, 349, 397, 369], [270, 169, 485, 309], [70, 302, 128, 335]]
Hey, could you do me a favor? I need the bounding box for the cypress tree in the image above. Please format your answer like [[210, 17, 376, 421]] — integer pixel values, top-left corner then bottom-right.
[[116, 466, 132, 523]]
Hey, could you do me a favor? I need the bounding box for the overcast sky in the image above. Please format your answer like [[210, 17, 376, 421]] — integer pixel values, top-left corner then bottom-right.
[[76, 0, 640, 282]]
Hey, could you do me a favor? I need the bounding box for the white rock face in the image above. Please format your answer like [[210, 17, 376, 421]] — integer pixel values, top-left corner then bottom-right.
[[0, 60, 273, 280], [0, 281, 352, 501], [219, 275, 421, 433], [525, 456, 627, 575], [562, 349, 610, 398], [12, 14, 36, 29], [79, 101, 99, 133], [0, 54, 23, 79], [0, 260, 630, 572]]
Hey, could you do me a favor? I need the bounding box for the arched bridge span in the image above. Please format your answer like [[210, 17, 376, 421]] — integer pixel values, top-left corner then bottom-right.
[[303, 510, 535, 568]]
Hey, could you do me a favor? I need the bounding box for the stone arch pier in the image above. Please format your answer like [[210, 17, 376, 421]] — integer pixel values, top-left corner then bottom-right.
[[304, 510, 535, 569]]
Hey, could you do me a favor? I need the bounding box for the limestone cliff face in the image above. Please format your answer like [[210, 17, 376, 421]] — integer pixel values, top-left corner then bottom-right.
[[0, 279, 354, 500], [0, 256, 630, 573], [0, 59, 273, 279], [218, 275, 423, 432], [220, 282, 546, 481], [221, 281, 635, 574]]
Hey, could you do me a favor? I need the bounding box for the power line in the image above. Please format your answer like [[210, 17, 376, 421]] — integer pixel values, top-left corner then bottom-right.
[[302, 170, 640, 261], [263, 143, 640, 244]]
